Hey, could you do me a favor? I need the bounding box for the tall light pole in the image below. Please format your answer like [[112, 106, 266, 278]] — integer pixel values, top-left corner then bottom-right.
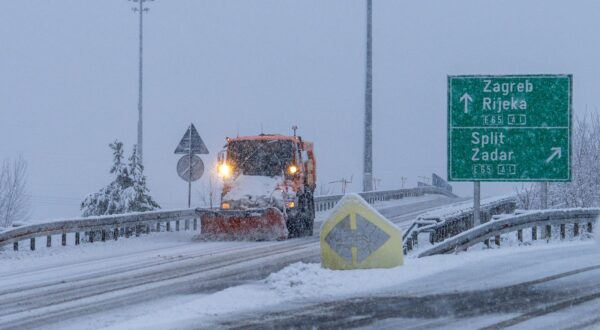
[[363, 0, 374, 192], [130, 0, 154, 165]]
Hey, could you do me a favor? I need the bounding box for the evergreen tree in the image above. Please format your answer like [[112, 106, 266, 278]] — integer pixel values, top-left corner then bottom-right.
[[81, 141, 160, 216], [123, 145, 160, 212]]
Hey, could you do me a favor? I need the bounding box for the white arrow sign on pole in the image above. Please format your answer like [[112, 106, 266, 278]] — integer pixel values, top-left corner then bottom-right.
[[545, 147, 562, 163], [460, 93, 473, 114]]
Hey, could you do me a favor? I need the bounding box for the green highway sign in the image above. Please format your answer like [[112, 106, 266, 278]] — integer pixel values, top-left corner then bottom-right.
[[448, 74, 572, 182]]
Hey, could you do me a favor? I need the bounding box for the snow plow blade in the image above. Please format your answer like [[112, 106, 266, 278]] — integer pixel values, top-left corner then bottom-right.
[[198, 207, 288, 241]]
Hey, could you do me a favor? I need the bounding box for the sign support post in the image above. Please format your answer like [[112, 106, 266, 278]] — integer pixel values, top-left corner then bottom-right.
[[540, 182, 548, 209], [474, 181, 481, 226]]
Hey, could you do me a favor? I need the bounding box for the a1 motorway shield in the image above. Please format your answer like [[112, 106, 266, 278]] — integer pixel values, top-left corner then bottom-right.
[[448, 74, 572, 181]]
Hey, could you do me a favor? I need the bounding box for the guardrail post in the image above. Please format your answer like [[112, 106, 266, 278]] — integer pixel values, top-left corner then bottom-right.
[[574, 223, 580, 236], [176, 220, 180, 231], [588, 222, 593, 233], [101, 230, 107, 242], [62, 232, 67, 246], [166, 221, 171, 232], [517, 229, 523, 242], [545, 225, 552, 240], [75, 232, 80, 245], [135, 224, 140, 237], [193, 219, 198, 231], [46, 235, 51, 248], [30, 238, 35, 251], [185, 219, 189, 231], [114, 227, 119, 241], [560, 224, 566, 240], [494, 235, 500, 246], [156, 222, 161, 232], [532, 226, 537, 240], [125, 227, 130, 238], [13, 242, 18, 251]]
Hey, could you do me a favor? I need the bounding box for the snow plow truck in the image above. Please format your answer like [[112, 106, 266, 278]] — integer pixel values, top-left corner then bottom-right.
[[199, 130, 316, 240]]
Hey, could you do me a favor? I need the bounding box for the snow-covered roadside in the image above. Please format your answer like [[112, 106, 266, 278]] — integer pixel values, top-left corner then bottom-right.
[[102, 240, 600, 330]]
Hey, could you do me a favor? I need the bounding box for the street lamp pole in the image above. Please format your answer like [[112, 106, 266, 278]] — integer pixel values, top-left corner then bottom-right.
[[130, 0, 154, 165], [363, 0, 373, 192]]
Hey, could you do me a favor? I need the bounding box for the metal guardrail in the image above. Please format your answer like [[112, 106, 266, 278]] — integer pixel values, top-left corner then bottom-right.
[[418, 208, 598, 258], [0, 186, 456, 252], [314, 186, 456, 212], [404, 197, 517, 253], [0, 209, 198, 251]]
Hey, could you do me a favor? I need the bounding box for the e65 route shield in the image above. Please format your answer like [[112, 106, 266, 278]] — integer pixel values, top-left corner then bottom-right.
[[448, 74, 572, 182]]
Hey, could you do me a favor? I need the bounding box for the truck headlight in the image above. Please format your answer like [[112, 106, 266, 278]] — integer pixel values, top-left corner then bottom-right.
[[218, 163, 232, 178], [288, 165, 298, 175]]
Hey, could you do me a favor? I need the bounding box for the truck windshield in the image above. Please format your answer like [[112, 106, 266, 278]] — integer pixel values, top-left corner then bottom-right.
[[228, 139, 294, 177]]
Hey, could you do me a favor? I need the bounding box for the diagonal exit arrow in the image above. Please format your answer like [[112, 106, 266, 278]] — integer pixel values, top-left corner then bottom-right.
[[460, 93, 473, 114], [545, 147, 562, 163]]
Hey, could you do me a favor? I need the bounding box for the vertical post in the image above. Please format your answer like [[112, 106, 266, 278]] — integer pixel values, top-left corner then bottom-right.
[[137, 0, 144, 164], [474, 181, 481, 226], [540, 182, 548, 209], [13, 242, 18, 251], [193, 218, 198, 231], [62, 233, 67, 246], [30, 238, 35, 251], [188, 125, 192, 208], [75, 232, 80, 245], [362, 0, 373, 192], [114, 227, 119, 241], [46, 235, 51, 248], [540, 182, 548, 239]]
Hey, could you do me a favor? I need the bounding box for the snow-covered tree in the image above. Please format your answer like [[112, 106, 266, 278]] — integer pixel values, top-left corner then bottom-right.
[[0, 157, 29, 227], [518, 114, 600, 209], [81, 141, 159, 216], [122, 145, 160, 212]]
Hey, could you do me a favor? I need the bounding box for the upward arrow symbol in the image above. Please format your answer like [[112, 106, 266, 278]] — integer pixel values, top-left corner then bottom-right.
[[460, 93, 473, 114]]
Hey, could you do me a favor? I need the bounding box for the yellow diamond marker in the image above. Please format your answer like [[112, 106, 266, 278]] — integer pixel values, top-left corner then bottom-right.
[[320, 194, 404, 270]]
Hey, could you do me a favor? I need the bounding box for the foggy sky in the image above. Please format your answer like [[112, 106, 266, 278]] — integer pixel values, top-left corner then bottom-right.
[[1, 0, 599, 220]]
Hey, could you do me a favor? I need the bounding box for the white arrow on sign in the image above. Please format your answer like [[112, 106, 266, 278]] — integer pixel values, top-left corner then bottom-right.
[[545, 147, 562, 163], [460, 93, 473, 114]]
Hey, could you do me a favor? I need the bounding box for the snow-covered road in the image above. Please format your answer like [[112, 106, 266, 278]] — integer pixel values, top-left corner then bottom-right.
[[194, 241, 600, 330], [0, 194, 461, 329]]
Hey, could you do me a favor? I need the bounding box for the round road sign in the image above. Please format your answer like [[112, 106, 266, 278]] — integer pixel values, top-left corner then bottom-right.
[[177, 154, 204, 182]]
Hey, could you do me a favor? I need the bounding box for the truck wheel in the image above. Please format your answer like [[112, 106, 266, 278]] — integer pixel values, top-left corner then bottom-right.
[[286, 193, 314, 238], [300, 193, 315, 237]]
